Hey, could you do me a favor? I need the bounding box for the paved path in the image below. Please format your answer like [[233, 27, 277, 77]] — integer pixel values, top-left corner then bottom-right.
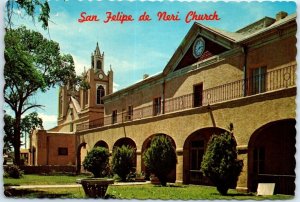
[[7, 181, 151, 190]]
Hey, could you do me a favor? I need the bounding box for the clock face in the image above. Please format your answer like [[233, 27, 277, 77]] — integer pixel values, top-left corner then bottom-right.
[[193, 37, 205, 58], [98, 73, 104, 79]]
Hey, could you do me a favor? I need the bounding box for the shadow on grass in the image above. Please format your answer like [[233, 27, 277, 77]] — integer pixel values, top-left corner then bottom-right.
[[211, 192, 254, 197], [153, 184, 186, 188], [226, 193, 254, 197], [4, 188, 70, 198], [105, 194, 117, 199]]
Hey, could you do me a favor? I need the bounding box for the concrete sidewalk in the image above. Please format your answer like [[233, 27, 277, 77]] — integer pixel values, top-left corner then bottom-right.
[[7, 181, 151, 190]]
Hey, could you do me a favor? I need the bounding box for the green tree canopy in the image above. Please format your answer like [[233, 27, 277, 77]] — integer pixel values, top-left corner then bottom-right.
[[4, 26, 76, 165], [201, 130, 243, 195], [143, 135, 177, 186], [6, 0, 50, 29], [83, 147, 110, 178], [112, 145, 135, 182], [4, 112, 43, 153]]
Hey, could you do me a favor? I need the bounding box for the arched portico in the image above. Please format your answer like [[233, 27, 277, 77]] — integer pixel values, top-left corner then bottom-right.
[[94, 140, 109, 149], [141, 134, 177, 182], [113, 137, 137, 171], [183, 127, 228, 185], [248, 119, 296, 195], [76, 142, 87, 174]]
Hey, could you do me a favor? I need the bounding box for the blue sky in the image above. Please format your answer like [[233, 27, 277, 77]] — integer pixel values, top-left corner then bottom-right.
[[3, 1, 297, 131]]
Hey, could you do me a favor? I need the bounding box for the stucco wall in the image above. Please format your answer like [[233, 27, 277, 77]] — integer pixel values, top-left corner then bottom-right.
[[35, 131, 76, 166], [79, 87, 295, 188]]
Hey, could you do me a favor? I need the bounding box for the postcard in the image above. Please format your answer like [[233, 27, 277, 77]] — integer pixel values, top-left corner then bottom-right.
[[2, 0, 297, 199]]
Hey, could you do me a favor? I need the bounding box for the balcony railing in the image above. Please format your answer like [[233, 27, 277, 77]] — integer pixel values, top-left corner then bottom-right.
[[76, 64, 296, 131]]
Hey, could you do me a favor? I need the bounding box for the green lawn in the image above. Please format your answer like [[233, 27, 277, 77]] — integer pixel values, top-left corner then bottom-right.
[[3, 174, 294, 199], [107, 184, 293, 200], [3, 174, 90, 186]]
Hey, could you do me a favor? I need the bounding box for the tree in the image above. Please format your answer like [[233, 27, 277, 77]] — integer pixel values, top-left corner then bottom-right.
[[143, 135, 177, 186], [21, 112, 43, 148], [4, 114, 15, 153], [4, 26, 76, 165], [201, 130, 243, 195], [6, 0, 50, 29], [83, 147, 110, 178], [112, 145, 135, 181], [4, 112, 43, 154]]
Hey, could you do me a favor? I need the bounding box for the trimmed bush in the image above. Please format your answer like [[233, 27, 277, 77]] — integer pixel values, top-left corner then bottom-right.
[[143, 135, 177, 186], [82, 147, 110, 178], [111, 145, 135, 182], [201, 131, 243, 195], [4, 165, 23, 178]]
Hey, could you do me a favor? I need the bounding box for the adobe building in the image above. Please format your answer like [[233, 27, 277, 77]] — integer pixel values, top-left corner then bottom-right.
[[30, 11, 296, 195]]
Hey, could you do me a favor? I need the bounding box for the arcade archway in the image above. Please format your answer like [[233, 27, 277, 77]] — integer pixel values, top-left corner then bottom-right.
[[183, 127, 228, 185], [141, 134, 176, 182], [76, 142, 87, 174], [248, 119, 296, 195], [94, 140, 109, 149], [113, 137, 137, 170]]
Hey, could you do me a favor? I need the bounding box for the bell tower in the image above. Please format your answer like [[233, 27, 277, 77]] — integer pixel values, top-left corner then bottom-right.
[[80, 42, 113, 110], [91, 42, 104, 71]]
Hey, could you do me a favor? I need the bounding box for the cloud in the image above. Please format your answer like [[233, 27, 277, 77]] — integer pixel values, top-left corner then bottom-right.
[[39, 113, 57, 123], [73, 55, 89, 75], [113, 82, 120, 92]]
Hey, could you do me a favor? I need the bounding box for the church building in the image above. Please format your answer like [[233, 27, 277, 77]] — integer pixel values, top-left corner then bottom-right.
[[30, 11, 296, 195]]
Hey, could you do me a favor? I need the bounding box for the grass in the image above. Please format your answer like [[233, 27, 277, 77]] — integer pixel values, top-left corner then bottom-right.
[[4, 174, 294, 199], [3, 174, 91, 186], [107, 184, 293, 200], [4, 183, 294, 200]]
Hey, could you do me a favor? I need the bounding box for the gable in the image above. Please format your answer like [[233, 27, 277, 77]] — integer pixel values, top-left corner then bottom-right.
[[174, 36, 229, 71]]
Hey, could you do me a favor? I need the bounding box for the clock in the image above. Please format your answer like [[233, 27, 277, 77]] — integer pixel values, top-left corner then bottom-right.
[[98, 73, 104, 79], [193, 37, 205, 58]]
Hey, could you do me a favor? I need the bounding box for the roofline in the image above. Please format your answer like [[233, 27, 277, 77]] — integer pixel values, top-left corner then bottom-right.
[[194, 22, 237, 42], [237, 13, 296, 43], [103, 72, 164, 100]]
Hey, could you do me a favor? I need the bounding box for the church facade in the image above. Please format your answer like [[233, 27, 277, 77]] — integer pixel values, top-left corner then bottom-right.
[[30, 11, 296, 195]]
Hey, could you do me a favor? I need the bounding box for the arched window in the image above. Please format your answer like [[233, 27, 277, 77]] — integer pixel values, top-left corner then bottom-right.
[[97, 60, 102, 70], [97, 85, 105, 104], [59, 94, 63, 116], [83, 90, 88, 106]]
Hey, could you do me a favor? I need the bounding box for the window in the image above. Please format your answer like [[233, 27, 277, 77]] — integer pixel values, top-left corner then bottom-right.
[[96, 85, 105, 104], [189, 140, 206, 184], [70, 123, 73, 132], [190, 140, 205, 170], [59, 95, 63, 116], [126, 105, 133, 121], [251, 67, 266, 95], [112, 110, 117, 124], [193, 83, 203, 107], [83, 89, 88, 106], [58, 147, 68, 156], [253, 147, 265, 174], [97, 60, 102, 70], [153, 97, 161, 116]]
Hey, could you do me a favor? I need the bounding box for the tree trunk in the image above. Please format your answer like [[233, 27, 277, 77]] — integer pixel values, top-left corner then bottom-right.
[[13, 113, 21, 165]]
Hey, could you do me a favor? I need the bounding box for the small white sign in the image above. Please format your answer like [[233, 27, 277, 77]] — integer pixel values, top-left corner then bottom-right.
[[257, 183, 275, 196]]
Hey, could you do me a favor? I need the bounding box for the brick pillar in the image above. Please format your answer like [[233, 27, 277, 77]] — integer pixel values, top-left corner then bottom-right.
[[236, 145, 249, 192], [136, 150, 142, 173], [176, 148, 183, 183]]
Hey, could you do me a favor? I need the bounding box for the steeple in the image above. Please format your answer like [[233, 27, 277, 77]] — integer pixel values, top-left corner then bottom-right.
[[91, 42, 104, 71], [95, 42, 101, 55]]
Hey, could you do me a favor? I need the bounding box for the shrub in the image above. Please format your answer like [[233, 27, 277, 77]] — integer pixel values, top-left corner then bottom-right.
[[111, 145, 135, 181], [143, 135, 177, 186], [201, 131, 243, 195], [4, 165, 23, 178], [82, 147, 110, 178]]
